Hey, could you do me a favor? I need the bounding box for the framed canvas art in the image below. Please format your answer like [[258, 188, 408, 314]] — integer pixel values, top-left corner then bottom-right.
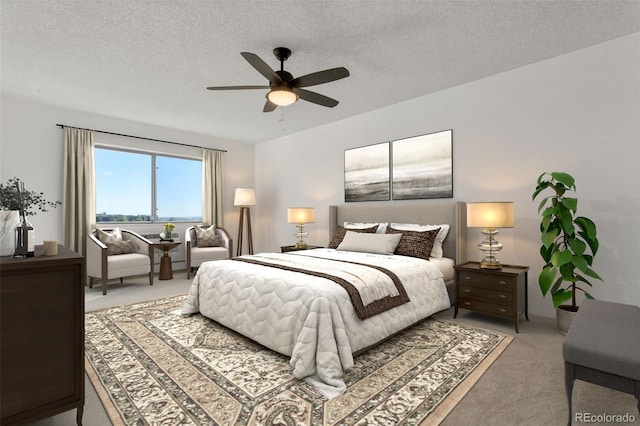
[[344, 142, 390, 202], [392, 129, 453, 200]]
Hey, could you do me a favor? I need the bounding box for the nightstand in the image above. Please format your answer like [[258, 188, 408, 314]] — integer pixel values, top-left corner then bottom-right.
[[454, 261, 529, 333], [281, 245, 324, 253]]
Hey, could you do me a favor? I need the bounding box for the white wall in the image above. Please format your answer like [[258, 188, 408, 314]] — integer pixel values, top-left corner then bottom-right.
[[2, 34, 637, 317], [0, 96, 255, 267], [254, 33, 640, 317]]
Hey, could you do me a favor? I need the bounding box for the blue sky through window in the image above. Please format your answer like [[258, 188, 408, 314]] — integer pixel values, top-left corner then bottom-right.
[[95, 148, 202, 222], [156, 155, 202, 221]]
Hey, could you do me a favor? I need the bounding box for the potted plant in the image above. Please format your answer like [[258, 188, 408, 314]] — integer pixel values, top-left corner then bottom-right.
[[0, 177, 61, 256], [532, 172, 602, 334]]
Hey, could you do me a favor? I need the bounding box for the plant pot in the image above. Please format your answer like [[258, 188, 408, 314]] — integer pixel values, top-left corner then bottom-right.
[[0, 210, 20, 256], [556, 305, 578, 335]]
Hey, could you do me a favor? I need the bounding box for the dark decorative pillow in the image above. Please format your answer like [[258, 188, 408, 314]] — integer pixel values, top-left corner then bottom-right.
[[195, 225, 221, 247], [106, 240, 135, 255], [386, 226, 440, 260], [328, 224, 378, 249]]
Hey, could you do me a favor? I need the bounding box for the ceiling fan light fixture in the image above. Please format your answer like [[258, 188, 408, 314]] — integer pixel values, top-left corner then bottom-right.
[[267, 87, 298, 106], [208, 48, 348, 111]]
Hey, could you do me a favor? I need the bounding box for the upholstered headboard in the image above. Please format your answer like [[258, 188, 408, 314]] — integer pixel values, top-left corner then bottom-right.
[[329, 200, 467, 264]]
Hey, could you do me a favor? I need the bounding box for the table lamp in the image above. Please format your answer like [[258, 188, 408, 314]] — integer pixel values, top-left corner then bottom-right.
[[467, 202, 514, 269], [287, 207, 315, 249]]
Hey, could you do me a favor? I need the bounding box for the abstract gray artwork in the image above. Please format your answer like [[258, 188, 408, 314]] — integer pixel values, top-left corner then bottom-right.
[[392, 130, 452, 200], [344, 142, 390, 202]]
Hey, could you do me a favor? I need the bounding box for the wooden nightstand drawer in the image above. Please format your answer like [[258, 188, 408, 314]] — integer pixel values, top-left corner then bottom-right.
[[459, 285, 513, 303], [459, 298, 513, 317], [458, 271, 515, 291]]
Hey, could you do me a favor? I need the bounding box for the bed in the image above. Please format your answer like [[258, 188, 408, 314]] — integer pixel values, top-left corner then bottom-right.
[[182, 200, 467, 397]]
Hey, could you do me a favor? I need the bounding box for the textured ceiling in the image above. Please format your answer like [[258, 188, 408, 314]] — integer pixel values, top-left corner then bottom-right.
[[2, 1, 638, 144]]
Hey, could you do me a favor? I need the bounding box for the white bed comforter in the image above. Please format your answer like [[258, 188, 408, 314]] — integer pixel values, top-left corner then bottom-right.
[[181, 249, 450, 397]]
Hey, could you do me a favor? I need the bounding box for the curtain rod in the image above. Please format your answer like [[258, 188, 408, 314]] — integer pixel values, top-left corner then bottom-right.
[[56, 124, 227, 152]]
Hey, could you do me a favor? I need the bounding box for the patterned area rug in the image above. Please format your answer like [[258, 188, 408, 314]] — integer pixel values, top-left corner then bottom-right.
[[85, 295, 512, 425]]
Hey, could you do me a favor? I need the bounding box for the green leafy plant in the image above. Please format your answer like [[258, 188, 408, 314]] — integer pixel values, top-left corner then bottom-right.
[[532, 172, 602, 310], [0, 177, 61, 217]]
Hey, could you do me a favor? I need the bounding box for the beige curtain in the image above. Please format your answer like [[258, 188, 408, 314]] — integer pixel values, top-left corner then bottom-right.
[[202, 148, 223, 226], [62, 128, 95, 256]]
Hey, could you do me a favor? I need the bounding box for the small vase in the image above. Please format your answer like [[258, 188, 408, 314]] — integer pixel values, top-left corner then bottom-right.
[[15, 215, 35, 258]]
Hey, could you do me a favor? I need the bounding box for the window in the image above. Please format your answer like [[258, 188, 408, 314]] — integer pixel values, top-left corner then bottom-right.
[[155, 155, 202, 222], [95, 147, 202, 223]]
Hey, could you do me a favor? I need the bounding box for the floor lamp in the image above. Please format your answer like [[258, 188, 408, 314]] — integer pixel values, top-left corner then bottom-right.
[[234, 188, 255, 256]]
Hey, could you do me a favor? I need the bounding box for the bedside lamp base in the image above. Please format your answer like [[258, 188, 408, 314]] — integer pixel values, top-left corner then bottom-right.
[[480, 256, 502, 269], [294, 223, 308, 249], [478, 227, 503, 269]]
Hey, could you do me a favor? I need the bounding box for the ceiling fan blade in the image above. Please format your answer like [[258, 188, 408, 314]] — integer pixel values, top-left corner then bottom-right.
[[207, 85, 269, 90], [290, 67, 350, 88], [263, 100, 278, 113], [241, 52, 282, 84], [294, 88, 339, 108]]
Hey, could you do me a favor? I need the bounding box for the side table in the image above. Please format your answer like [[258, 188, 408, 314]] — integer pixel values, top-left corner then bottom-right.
[[281, 245, 324, 253], [151, 240, 182, 280], [454, 261, 529, 332]]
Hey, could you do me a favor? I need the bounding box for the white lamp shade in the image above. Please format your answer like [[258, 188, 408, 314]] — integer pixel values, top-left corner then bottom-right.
[[234, 188, 256, 206], [287, 207, 315, 224], [467, 202, 514, 228], [267, 88, 298, 106]]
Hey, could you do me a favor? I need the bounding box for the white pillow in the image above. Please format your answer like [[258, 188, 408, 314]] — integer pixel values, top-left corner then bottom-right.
[[389, 223, 450, 258], [96, 227, 122, 244], [344, 222, 388, 234], [337, 231, 402, 255]]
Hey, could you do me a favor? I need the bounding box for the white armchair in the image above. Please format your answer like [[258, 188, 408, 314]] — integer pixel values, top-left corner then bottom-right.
[[87, 228, 154, 295], [185, 226, 233, 279]]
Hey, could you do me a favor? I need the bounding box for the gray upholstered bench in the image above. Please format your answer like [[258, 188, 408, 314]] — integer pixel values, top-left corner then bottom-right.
[[563, 299, 640, 425]]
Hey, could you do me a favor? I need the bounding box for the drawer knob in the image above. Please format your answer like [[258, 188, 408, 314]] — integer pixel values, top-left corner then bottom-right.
[[464, 289, 472, 293], [464, 275, 471, 280], [498, 280, 507, 285], [499, 294, 506, 299], [499, 308, 507, 313], [464, 302, 472, 306]]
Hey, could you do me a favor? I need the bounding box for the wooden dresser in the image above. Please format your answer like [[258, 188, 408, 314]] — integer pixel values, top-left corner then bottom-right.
[[1, 245, 85, 425], [454, 261, 529, 333]]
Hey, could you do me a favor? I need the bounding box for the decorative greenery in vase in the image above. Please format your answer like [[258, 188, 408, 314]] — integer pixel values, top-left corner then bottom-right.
[[531, 172, 602, 311], [0, 177, 61, 216]]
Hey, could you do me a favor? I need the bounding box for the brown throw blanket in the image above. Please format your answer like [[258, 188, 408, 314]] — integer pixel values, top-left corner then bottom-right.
[[233, 255, 409, 320]]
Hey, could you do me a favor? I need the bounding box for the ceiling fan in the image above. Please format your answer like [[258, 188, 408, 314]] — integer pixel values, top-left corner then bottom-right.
[[206, 47, 350, 113]]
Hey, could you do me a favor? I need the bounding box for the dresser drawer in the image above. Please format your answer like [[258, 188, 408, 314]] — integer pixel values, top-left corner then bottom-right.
[[458, 298, 513, 317], [459, 285, 513, 303], [458, 270, 515, 291]]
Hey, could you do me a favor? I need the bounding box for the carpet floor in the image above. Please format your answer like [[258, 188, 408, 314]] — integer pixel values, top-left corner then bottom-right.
[[84, 294, 512, 425], [30, 272, 639, 425]]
